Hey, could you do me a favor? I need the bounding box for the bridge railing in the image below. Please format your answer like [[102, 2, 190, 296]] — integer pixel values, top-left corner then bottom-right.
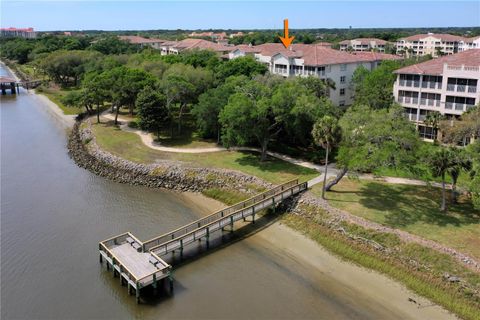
[[142, 179, 299, 252], [149, 181, 307, 256]]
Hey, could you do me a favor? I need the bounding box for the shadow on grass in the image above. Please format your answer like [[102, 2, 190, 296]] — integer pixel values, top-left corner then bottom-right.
[[235, 151, 318, 176], [334, 182, 480, 228]]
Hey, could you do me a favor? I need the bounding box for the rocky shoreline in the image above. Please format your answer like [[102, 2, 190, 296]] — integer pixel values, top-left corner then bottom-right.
[[68, 119, 271, 195], [69, 117, 480, 273]]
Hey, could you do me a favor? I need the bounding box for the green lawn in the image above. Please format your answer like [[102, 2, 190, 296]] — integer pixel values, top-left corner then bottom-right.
[[312, 179, 480, 260], [373, 141, 471, 188], [40, 87, 83, 115], [155, 130, 219, 149], [91, 122, 319, 184]]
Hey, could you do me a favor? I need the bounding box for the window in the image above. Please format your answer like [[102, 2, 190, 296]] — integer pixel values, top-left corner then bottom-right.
[[339, 101, 345, 107], [339, 88, 345, 96], [340, 64, 347, 71], [340, 76, 346, 84]]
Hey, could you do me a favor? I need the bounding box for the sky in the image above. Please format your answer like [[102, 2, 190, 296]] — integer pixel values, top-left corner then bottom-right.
[[1, 1, 479, 31]]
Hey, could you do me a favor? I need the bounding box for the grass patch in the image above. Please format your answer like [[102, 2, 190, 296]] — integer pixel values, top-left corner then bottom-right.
[[201, 188, 250, 205], [313, 179, 480, 260], [283, 214, 480, 320], [90, 122, 319, 184], [40, 86, 83, 115], [156, 130, 219, 149]]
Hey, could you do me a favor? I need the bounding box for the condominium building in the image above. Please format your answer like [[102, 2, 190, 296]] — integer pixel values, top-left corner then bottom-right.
[[393, 50, 480, 140], [396, 33, 467, 57], [159, 38, 232, 55], [229, 43, 401, 106], [118, 36, 166, 50], [459, 36, 480, 52], [339, 38, 388, 52], [0, 27, 36, 39]]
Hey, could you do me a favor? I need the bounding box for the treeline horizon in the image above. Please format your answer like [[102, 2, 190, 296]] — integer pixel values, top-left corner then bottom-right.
[[32, 26, 480, 43]]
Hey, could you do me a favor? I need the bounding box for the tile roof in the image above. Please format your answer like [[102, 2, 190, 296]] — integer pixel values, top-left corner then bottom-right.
[[399, 33, 466, 42], [231, 43, 401, 66], [174, 38, 231, 51], [394, 49, 480, 75]]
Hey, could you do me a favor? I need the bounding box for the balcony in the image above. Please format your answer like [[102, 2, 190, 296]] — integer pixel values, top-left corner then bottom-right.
[[445, 102, 453, 109], [399, 80, 420, 88], [421, 82, 441, 89], [447, 84, 477, 93], [455, 103, 465, 111]]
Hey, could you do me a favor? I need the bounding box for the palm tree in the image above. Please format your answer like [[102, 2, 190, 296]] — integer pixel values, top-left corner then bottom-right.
[[424, 111, 444, 143], [448, 149, 472, 204], [312, 115, 342, 199], [429, 148, 455, 212]]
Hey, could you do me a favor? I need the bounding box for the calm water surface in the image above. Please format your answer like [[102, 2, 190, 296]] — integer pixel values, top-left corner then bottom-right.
[[1, 65, 449, 320]]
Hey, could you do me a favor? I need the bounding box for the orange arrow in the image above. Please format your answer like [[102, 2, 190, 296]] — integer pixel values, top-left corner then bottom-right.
[[279, 19, 294, 49]]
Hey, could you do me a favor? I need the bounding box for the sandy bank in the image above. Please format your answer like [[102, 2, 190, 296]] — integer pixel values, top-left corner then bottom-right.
[[248, 221, 456, 320]]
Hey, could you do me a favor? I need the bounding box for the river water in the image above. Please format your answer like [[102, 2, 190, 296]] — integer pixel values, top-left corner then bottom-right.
[[0, 64, 455, 320]]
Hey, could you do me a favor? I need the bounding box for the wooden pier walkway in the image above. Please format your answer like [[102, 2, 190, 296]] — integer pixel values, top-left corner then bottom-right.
[[99, 179, 307, 302]]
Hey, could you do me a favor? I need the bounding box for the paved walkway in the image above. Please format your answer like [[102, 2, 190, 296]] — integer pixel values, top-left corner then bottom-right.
[[100, 112, 451, 190]]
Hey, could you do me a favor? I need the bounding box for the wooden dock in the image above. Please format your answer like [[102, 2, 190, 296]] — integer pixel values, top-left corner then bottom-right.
[[99, 179, 307, 302], [0, 76, 19, 95]]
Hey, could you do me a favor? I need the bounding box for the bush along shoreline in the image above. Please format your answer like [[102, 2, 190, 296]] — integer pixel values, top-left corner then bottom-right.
[[69, 117, 480, 320]]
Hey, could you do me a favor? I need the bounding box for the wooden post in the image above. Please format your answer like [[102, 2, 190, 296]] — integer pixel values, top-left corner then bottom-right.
[[136, 283, 141, 304], [16, 83, 19, 94], [206, 228, 210, 249], [180, 239, 184, 260], [112, 258, 116, 277], [99, 254, 103, 264], [230, 215, 234, 233], [252, 206, 256, 224], [169, 274, 174, 295], [128, 282, 132, 295]]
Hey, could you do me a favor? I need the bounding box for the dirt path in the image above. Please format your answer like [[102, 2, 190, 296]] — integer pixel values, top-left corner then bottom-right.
[[102, 111, 453, 190]]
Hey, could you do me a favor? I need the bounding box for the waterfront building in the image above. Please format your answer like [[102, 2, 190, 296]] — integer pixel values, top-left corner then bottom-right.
[[118, 35, 166, 50], [396, 33, 468, 57], [0, 27, 36, 39], [393, 50, 480, 141], [339, 38, 388, 52], [228, 43, 401, 106]]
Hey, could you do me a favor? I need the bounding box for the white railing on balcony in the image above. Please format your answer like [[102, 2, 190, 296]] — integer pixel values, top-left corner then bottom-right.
[[455, 103, 465, 111], [466, 104, 475, 110], [445, 102, 453, 109], [456, 85, 466, 92], [447, 84, 455, 91], [468, 86, 477, 93]]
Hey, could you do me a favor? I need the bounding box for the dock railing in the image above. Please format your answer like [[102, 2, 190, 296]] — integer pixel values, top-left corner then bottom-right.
[[99, 240, 140, 289], [148, 181, 308, 256], [141, 179, 300, 252]]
